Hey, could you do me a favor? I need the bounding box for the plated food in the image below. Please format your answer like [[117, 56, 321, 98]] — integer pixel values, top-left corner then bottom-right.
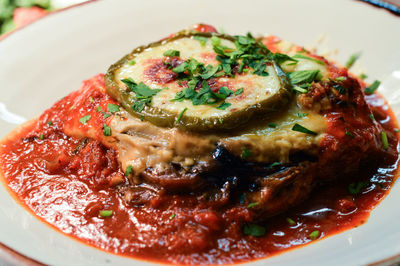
[[0, 24, 398, 265]]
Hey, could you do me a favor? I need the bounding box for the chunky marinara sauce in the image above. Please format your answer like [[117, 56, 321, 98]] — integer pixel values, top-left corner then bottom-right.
[[0, 73, 399, 265]]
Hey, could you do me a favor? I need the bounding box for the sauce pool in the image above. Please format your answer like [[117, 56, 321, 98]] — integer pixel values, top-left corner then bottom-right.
[[0, 82, 398, 264]]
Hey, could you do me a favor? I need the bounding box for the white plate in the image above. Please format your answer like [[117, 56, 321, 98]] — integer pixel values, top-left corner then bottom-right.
[[1, 0, 400, 265]]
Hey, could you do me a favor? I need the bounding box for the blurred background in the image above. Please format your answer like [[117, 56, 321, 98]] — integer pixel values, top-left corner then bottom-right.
[[0, 0, 87, 35]]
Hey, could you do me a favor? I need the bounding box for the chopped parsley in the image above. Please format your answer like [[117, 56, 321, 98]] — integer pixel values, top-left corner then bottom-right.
[[176, 107, 188, 122], [272, 53, 298, 65], [99, 210, 113, 218], [345, 52, 361, 69], [121, 79, 161, 113], [79, 115, 91, 125], [286, 218, 296, 226], [107, 103, 120, 113], [193, 35, 208, 46], [235, 88, 244, 95], [163, 49, 180, 57], [293, 53, 324, 65], [364, 80, 380, 95], [103, 124, 111, 136], [288, 70, 320, 86], [216, 102, 231, 110], [309, 230, 320, 240], [47, 121, 53, 126], [241, 147, 252, 159], [381, 131, 389, 150], [348, 181, 369, 195], [292, 123, 317, 135], [125, 165, 133, 176], [243, 223, 266, 237], [360, 73, 368, 80]]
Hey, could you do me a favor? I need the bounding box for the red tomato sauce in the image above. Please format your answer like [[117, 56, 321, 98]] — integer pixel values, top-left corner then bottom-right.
[[0, 75, 399, 265]]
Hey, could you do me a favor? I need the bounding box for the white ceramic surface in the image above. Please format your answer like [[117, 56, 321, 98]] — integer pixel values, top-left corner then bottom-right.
[[0, 0, 400, 265]]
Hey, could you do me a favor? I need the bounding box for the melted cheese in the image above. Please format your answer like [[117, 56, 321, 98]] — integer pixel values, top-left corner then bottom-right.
[[115, 37, 286, 120]]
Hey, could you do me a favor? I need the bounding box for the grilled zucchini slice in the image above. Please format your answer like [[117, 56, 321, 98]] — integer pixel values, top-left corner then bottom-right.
[[106, 31, 292, 132]]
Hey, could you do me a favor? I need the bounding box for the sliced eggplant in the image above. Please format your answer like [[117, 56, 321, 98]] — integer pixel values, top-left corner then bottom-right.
[[106, 31, 292, 132]]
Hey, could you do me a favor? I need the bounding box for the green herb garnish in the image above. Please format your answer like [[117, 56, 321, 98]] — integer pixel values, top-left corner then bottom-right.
[[193, 35, 208, 46], [247, 202, 259, 208], [79, 115, 91, 125], [345, 52, 361, 69], [286, 218, 296, 226], [309, 230, 320, 240], [297, 113, 308, 118], [125, 165, 133, 176], [364, 80, 380, 95], [128, 60, 136, 65], [241, 147, 252, 159], [121, 79, 161, 113], [348, 181, 369, 195], [381, 131, 389, 150], [169, 214, 176, 219], [163, 49, 180, 57], [360, 73, 368, 80], [292, 123, 317, 135], [293, 53, 324, 65], [235, 88, 244, 95], [103, 124, 111, 136], [243, 223, 266, 237], [345, 131, 355, 138], [39, 133, 44, 140], [107, 103, 120, 113], [268, 122, 277, 128], [288, 70, 320, 86], [176, 107, 188, 122], [216, 102, 231, 110], [47, 121, 53, 126], [99, 210, 113, 218]]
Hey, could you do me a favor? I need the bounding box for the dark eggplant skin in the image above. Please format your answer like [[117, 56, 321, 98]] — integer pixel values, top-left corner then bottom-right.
[[105, 31, 292, 133]]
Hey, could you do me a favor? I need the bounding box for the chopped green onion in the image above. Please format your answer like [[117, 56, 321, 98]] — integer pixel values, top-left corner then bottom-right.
[[169, 214, 176, 219], [293, 86, 308, 94], [292, 123, 317, 135], [99, 210, 113, 217], [269, 162, 281, 167], [128, 60, 136, 65], [360, 73, 368, 80], [216, 102, 231, 110], [335, 76, 346, 82]]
